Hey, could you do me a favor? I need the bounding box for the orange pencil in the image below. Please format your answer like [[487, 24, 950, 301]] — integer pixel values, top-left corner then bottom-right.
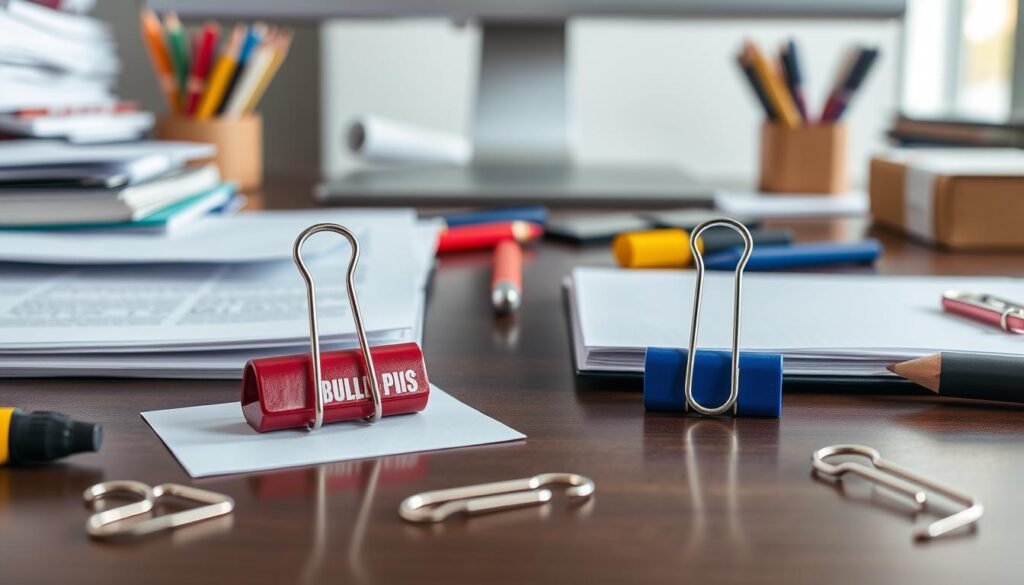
[[491, 240, 523, 315], [139, 8, 179, 113]]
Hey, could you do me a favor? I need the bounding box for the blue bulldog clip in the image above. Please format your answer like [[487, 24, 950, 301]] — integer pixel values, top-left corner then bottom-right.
[[644, 217, 783, 417]]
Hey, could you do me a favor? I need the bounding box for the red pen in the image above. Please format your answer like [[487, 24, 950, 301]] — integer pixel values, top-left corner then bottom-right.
[[185, 23, 219, 116], [436, 221, 543, 254], [491, 239, 523, 315]]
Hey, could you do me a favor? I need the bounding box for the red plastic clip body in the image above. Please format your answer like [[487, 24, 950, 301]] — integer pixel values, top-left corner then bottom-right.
[[242, 342, 429, 432], [241, 222, 430, 433]]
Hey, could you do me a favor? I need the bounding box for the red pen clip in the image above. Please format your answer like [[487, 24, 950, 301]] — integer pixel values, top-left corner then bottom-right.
[[942, 290, 1024, 334], [241, 223, 430, 433]]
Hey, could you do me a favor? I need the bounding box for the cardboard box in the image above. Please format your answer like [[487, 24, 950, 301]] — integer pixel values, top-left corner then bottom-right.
[[759, 123, 848, 194], [869, 153, 1024, 249]]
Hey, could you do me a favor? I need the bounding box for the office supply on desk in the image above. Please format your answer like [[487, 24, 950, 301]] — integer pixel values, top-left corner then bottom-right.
[[889, 352, 1024, 404], [441, 205, 547, 228], [942, 291, 1024, 333], [759, 123, 848, 193], [218, 23, 264, 115], [870, 148, 1024, 249], [0, 211, 437, 379], [643, 219, 783, 417], [164, 12, 190, 99], [346, 114, 473, 165], [0, 164, 221, 227], [565, 268, 1024, 378], [140, 8, 179, 112], [812, 445, 983, 541], [742, 41, 800, 128], [612, 229, 701, 269], [888, 115, 1024, 148], [702, 239, 881, 271], [0, 109, 154, 143], [736, 48, 776, 120], [184, 22, 219, 115], [779, 39, 808, 123], [242, 223, 430, 432], [715, 190, 868, 218], [437, 220, 543, 254], [1, 407, 101, 465], [196, 25, 243, 120], [643, 209, 758, 231], [142, 386, 524, 477], [491, 240, 523, 315], [544, 213, 653, 244], [155, 114, 262, 189], [84, 481, 234, 540], [821, 46, 879, 122], [399, 473, 595, 523]]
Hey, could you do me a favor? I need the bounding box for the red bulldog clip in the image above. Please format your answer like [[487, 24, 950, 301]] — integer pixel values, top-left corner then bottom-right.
[[241, 223, 430, 432]]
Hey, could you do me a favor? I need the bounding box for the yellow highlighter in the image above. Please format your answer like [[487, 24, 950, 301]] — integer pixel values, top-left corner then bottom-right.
[[612, 229, 704, 269], [196, 25, 245, 120]]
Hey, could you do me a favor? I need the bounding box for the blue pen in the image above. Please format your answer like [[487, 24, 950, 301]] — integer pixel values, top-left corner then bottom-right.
[[216, 24, 264, 115], [703, 239, 882, 271], [442, 206, 548, 228]]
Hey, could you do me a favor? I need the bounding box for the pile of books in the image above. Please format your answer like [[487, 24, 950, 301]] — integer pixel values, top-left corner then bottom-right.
[[0, 140, 243, 233], [0, 0, 153, 142]]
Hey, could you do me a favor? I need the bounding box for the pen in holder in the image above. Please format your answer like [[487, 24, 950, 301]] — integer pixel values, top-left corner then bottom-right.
[[759, 122, 848, 194], [154, 114, 263, 191]]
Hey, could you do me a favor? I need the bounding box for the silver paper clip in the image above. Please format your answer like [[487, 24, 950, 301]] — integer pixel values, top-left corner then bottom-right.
[[83, 481, 235, 540], [294, 223, 383, 430], [399, 472, 596, 523], [684, 218, 754, 416], [812, 444, 983, 540]]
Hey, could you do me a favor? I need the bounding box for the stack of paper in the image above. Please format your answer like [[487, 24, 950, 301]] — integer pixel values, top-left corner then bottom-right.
[[0, 1, 152, 141], [0, 209, 439, 378], [566, 267, 1024, 377], [0, 140, 242, 232]]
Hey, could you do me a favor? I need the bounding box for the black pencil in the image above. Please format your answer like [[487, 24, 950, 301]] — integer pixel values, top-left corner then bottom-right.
[[888, 352, 1024, 404], [736, 47, 777, 120]]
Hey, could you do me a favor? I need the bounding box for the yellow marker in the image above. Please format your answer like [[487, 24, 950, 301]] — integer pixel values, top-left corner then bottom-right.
[[196, 25, 245, 120], [746, 41, 801, 128], [0, 407, 101, 466], [612, 229, 704, 269]]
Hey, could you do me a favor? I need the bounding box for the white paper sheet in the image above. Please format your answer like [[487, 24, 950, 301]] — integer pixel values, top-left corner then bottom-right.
[[141, 386, 525, 477], [714, 190, 868, 218], [0, 210, 421, 350], [569, 267, 1024, 376], [0, 209, 413, 265]]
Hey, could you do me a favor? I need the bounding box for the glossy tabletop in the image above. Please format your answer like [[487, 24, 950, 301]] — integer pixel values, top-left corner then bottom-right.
[[2, 195, 1023, 584]]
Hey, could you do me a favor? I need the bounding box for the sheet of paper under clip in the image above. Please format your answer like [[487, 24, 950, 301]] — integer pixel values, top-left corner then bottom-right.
[[142, 385, 525, 477]]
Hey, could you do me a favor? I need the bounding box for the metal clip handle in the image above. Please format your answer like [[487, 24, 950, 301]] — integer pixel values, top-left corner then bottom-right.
[[399, 472, 595, 523], [684, 218, 754, 416], [812, 444, 984, 540], [84, 481, 235, 540], [294, 223, 383, 431]]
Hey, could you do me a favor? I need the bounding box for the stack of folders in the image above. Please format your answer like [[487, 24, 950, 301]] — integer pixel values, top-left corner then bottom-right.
[[565, 267, 1024, 379], [0, 140, 244, 233], [0, 0, 154, 142], [0, 209, 440, 378]]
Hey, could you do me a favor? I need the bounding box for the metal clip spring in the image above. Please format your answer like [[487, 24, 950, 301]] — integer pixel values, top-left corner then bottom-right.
[[399, 473, 595, 523], [294, 223, 383, 430], [812, 444, 983, 540], [684, 218, 754, 415]]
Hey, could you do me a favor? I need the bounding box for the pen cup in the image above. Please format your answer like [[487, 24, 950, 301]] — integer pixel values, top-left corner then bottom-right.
[[758, 123, 848, 194], [154, 114, 263, 191]]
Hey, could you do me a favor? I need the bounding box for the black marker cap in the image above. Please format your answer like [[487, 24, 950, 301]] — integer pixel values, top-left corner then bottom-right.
[[8, 410, 102, 465]]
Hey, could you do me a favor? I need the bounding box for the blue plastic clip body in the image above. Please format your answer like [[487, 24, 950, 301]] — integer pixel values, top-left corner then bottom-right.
[[644, 348, 783, 417]]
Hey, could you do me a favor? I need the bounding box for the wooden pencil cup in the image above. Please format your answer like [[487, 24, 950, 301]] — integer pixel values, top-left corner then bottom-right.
[[154, 114, 263, 191], [758, 123, 848, 194]]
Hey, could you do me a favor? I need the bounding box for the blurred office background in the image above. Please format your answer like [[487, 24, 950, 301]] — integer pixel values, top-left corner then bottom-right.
[[98, 0, 1018, 185]]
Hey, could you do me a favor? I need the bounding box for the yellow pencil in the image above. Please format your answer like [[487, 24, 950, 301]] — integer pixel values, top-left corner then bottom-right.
[[746, 41, 801, 128], [242, 30, 293, 114], [195, 25, 245, 120]]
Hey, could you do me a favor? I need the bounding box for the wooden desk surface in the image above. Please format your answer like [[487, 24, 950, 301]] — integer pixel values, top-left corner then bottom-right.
[[2, 201, 1022, 584]]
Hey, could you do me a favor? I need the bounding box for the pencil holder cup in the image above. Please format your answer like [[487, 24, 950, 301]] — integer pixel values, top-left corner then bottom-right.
[[758, 123, 848, 194], [154, 114, 263, 191]]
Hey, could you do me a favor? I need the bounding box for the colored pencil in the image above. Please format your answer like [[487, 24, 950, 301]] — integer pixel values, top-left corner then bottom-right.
[[889, 352, 1024, 405], [196, 25, 245, 120], [736, 49, 777, 120], [241, 29, 293, 114], [139, 9, 179, 113], [222, 31, 276, 116], [437, 221, 544, 254], [163, 12, 190, 103], [745, 41, 801, 128], [779, 40, 809, 123], [184, 22, 219, 116], [217, 23, 264, 115]]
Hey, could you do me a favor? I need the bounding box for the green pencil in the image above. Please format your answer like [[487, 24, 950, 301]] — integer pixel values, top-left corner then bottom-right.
[[164, 12, 190, 102]]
